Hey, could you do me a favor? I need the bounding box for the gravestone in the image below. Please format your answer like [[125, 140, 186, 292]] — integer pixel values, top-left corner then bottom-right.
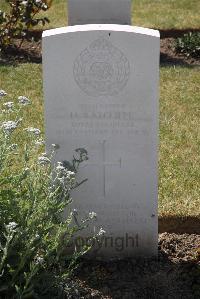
[[68, 0, 131, 25], [43, 24, 160, 259]]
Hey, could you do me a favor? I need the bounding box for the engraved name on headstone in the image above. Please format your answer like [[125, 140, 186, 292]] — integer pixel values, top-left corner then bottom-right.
[[43, 24, 160, 258], [68, 0, 131, 25]]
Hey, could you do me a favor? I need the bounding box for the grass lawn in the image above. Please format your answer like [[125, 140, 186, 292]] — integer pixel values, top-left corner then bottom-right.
[[133, 0, 200, 30], [1, 0, 200, 30], [0, 63, 199, 219], [159, 66, 200, 217], [0, 64, 43, 131]]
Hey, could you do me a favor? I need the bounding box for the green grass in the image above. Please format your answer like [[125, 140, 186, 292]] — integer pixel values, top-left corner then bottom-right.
[[0, 63, 199, 218], [37, 0, 68, 29], [133, 0, 200, 30], [0, 64, 43, 131], [1, 0, 200, 30], [159, 66, 200, 217]]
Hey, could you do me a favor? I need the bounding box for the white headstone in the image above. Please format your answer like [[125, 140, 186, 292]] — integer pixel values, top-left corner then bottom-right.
[[68, 0, 131, 25], [43, 24, 160, 259]]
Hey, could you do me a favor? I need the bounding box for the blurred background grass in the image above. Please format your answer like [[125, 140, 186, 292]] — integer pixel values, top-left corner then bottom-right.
[[1, 0, 200, 30]]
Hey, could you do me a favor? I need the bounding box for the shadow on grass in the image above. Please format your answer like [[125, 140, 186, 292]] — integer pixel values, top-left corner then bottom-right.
[[160, 52, 195, 66]]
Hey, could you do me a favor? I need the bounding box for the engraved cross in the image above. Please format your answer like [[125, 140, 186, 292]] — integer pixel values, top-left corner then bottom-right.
[[84, 140, 122, 197]]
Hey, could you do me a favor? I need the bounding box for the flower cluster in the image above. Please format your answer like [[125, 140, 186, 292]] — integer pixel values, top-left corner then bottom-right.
[[0, 88, 104, 299], [34, 254, 44, 265], [21, 0, 48, 10], [89, 212, 97, 219], [0, 90, 7, 97], [18, 96, 31, 106], [25, 127, 41, 136], [38, 153, 51, 165], [35, 138, 45, 146], [3, 101, 14, 110], [0, 0, 51, 51], [6, 222, 17, 231], [55, 161, 76, 190], [1, 120, 18, 134], [98, 228, 106, 236]]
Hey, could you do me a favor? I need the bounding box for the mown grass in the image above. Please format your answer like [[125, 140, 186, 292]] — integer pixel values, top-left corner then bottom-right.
[[159, 66, 200, 217], [0, 64, 43, 131], [0, 63, 199, 218], [40, 0, 200, 29], [133, 0, 200, 30], [1, 0, 200, 30]]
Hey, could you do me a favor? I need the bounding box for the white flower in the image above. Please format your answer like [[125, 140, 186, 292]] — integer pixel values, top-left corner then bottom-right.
[[42, 3, 48, 9], [25, 127, 41, 136], [41, 152, 48, 157], [18, 96, 31, 106], [21, 1, 28, 6], [35, 139, 45, 146], [35, 255, 44, 265], [35, 0, 42, 3], [52, 143, 60, 150], [8, 143, 18, 151], [0, 90, 7, 97], [24, 167, 30, 175], [56, 162, 65, 171], [38, 156, 50, 165], [6, 222, 17, 231], [56, 167, 75, 189], [66, 170, 75, 178], [35, 234, 40, 240], [98, 228, 106, 236], [57, 176, 65, 184], [3, 101, 14, 109], [89, 212, 97, 219], [1, 121, 18, 134]]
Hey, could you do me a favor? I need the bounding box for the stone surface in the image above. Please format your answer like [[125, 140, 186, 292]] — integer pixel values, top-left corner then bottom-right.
[[42, 24, 160, 259], [68, 0, 131, 25]]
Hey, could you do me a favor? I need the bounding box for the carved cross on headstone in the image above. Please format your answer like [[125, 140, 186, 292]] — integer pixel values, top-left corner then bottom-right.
[[83, 140, 122, 197]]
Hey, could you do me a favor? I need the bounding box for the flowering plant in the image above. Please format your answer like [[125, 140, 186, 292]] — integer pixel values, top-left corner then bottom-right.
[[0, 0, 52, 50], [175, 32, 200, 59], [0, 90, 103, 298]]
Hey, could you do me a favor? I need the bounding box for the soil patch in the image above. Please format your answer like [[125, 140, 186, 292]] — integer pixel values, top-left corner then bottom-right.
[[0, 34, 199, 66], [159, 28, 200, 39], [159, 216, 200, 234], [0, 38, 42, 64], [160, 37, 199, 66], [69, 233, 200, 299]]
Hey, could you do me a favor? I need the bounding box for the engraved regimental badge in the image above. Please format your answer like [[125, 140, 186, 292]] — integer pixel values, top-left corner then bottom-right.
[[73, 37, 130, 97]]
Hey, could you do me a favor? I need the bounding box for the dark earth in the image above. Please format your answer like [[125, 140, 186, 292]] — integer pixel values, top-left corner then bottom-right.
[[44, 233, 199, 299], [0, 30, 199, 298], [0, 29, 200, 66], [71, 233, 200, 299]]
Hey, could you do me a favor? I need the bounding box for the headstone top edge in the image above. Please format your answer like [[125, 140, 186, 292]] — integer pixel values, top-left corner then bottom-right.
[[42, 25, 160, 39]]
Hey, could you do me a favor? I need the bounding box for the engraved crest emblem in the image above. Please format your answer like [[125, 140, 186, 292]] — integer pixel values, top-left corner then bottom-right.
[[73, 37, 130, 97]]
